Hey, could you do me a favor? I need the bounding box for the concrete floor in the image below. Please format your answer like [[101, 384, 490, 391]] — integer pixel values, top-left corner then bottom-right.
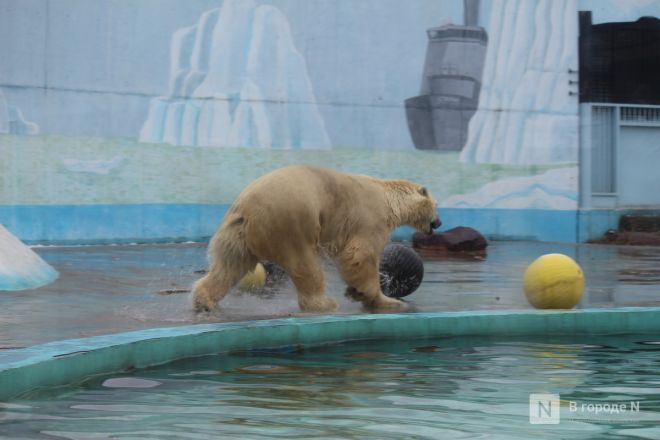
[[1, 241, 660, 349]]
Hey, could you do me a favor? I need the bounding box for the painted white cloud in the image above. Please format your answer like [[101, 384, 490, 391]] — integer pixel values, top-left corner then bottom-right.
[[442, 167, 578, 209], [61, 156, 126, 175]]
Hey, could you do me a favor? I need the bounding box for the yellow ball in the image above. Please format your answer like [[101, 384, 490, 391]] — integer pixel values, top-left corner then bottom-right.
[[523, 254, 585, 309], [238, 263, 267, 290]]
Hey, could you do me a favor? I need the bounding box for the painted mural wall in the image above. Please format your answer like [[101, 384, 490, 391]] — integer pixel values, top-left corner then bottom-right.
[[1, 0, 658, 243]]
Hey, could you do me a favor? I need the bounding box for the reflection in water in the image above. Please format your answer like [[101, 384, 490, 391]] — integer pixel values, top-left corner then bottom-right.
[[4, 336, 660, 439]]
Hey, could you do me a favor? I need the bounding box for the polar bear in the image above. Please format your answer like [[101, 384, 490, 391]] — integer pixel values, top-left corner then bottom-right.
[[193, 165, 441, 313]]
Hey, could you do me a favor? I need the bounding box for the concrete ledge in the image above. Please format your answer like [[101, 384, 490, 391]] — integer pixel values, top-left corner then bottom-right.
[[2, 307, 660, 400]]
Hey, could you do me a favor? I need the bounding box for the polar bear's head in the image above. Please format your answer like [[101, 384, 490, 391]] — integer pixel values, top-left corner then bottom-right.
[[410, 185, 442, 234], [385, 180, 441, 234]]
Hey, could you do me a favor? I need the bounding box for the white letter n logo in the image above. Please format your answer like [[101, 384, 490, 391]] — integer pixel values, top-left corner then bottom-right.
[[529, 394, 560, 424]]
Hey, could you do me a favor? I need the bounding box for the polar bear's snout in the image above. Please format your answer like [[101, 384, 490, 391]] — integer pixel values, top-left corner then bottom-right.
[[430, 216, 442, 233]]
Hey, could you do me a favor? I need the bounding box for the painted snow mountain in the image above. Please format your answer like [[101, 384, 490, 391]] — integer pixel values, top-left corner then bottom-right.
[[443, 167, 577, 209], [0, 89, 38, 135], [461, 0, 578, 164], [140, 0, 331, 149]]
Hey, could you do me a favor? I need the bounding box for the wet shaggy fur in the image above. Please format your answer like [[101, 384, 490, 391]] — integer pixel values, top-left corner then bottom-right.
[[192, 165, 441, 313]]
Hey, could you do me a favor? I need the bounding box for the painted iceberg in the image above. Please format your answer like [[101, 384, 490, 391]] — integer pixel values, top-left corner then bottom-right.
[[140, 0, 331, 149], [460, 0, 579, 164], [442, 167, 578, 209], [0, 89, 39, 135]]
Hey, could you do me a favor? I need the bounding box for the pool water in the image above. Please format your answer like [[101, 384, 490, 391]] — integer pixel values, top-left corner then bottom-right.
[[4, 336, 660, 439]]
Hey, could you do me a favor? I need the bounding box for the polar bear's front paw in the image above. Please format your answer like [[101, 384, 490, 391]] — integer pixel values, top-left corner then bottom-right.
[[368, 294, 408, 312], [299, 295, 339, 313], [192, 295, 219, 314]]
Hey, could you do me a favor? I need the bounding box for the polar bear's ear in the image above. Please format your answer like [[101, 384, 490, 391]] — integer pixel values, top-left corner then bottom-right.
[[418, 186, 429, 197]]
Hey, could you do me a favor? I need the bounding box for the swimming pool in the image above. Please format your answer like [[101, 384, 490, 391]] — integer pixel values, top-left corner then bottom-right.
[[3, 333, 660, 439], [2, 308, 660, 438]]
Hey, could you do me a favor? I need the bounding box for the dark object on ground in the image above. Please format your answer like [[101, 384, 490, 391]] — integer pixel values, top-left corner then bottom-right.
[[345, 244, 424, 301], [600, 229, 660, 246], [262, 261, 288, 286], [157, 288, 189, 295], [413, 226, 488, 255], [378, 243, 425, 298], [592, 214, 660, 246], [619, 215, 660, 233]]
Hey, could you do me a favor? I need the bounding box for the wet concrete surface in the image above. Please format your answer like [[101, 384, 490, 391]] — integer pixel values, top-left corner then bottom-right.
[[1, 241, 659, 349]]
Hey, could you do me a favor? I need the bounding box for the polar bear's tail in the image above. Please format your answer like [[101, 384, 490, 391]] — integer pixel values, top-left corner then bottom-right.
[[192, 214, 257, 312]]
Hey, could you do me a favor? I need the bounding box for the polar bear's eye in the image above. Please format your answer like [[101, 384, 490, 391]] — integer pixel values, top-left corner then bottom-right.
[[419, 187, 428, 197]]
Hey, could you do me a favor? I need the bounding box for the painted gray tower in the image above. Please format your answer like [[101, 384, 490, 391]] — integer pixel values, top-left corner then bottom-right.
[[405, 0, 487, 151]]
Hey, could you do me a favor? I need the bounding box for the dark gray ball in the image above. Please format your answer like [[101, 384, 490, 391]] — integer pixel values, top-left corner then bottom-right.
[[379, 243, 424, 298]]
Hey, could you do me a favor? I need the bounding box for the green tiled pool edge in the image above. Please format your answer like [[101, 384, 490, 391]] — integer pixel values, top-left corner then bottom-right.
[[2, 307, 660, 401]]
